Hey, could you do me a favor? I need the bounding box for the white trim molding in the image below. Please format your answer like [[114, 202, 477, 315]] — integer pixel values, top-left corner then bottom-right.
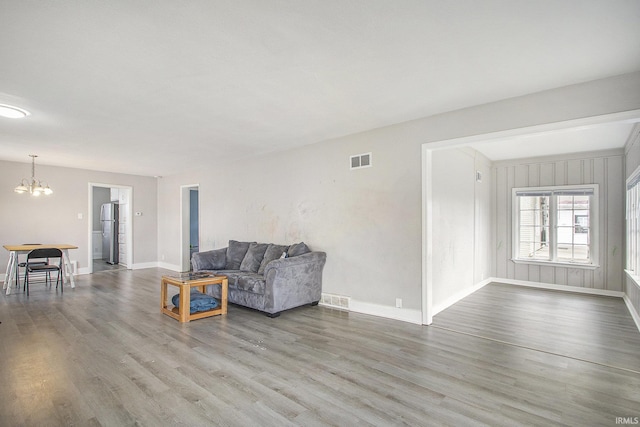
[[132, 262, 161, 270], [157, 262, 182, 272]]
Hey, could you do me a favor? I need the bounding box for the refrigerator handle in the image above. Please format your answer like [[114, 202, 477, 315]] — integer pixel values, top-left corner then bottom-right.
[[100, 204, 106, 236]]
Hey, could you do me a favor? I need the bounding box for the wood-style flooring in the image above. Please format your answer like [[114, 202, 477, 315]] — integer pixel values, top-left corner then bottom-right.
[[1, 270, 639, 426], [432, 283, 640, 373]]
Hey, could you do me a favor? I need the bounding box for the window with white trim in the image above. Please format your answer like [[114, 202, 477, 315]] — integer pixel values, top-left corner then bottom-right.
[[626, 168, 640, 276], [512, 185, 598, 267]]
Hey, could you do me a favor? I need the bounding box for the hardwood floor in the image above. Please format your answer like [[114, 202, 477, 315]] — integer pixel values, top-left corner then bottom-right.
[[1, 270, 639, 426], [432, 283, 640, 374]]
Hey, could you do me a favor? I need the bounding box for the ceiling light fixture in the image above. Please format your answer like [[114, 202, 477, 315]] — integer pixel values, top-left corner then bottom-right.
[[0, 104, 30, 119], [14, 155, 53, 196]]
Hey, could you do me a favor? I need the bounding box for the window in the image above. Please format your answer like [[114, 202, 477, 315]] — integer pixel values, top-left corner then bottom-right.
[[626, 167, 640, 277], [512, 185, 598, 267]]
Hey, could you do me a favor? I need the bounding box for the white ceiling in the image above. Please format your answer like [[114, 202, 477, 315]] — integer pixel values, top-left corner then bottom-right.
[[1, 1, 639, 176]]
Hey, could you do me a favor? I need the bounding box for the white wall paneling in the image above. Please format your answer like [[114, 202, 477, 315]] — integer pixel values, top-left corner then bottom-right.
[[493, 151, 624, 292]]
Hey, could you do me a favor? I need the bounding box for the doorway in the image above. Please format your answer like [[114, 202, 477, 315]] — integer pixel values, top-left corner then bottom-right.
[[88, 183, 133, 274], [421, 110, 640, 325], [180, 184, 199, 272]]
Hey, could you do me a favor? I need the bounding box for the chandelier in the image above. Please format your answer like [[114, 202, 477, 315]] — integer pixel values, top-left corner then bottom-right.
[[14, 155, 53, 196]]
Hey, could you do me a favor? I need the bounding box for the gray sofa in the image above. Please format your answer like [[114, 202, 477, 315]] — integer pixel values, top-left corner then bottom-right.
[[191, 240, 326, 317]]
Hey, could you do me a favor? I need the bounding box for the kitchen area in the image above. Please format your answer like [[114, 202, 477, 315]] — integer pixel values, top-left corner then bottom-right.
[[92, 186, 129, 273]]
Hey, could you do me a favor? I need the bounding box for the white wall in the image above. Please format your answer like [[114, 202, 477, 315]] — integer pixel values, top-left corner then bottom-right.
[[431, 147, 492, 314], [157, 72, 640, 322], [158, 133, 423, 313], [0, 160, 158, 273], [493, 150, 624, 291]]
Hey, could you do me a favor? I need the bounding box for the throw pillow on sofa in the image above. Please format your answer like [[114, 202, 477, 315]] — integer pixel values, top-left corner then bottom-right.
[[287, 242, 311, 257], [240, 242, 269, 272], [226, 240, 253, 270], [258, 243, 290, 274]]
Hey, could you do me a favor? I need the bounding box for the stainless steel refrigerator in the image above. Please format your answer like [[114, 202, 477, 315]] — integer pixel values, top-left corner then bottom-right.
[[100, 202, 119, 264]]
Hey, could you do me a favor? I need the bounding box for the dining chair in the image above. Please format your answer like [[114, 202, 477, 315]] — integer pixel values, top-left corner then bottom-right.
[[15, 244, 45, 287], [24, 248, 64, 296]]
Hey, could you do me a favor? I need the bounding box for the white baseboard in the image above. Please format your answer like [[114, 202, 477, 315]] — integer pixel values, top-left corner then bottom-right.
[[494, 277, 625, 298], [132, 262, 161, 270], [431, 278, 493, 317], [156, 262, 182, 272], [69, 262, 162, 275], [348, 300, 422, 325]]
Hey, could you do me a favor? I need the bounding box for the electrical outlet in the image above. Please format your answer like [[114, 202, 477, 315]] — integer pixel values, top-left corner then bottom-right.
[[396, 298, 402, 308]]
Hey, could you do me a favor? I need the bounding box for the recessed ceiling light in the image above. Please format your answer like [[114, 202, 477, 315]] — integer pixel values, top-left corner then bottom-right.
[[0, 104, 30, 119]]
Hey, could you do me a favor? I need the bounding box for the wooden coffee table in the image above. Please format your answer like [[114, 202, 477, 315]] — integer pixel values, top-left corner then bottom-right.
[[161, 272, 228, 322]]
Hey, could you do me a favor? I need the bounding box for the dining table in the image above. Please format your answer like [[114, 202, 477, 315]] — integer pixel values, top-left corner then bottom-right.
[[3, 244, 78, 295]]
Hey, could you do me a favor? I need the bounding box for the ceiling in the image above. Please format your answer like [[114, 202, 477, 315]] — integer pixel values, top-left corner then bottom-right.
[[1, 1, 640, 176]]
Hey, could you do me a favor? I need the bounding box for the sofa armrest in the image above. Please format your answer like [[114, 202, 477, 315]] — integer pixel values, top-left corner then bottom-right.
[[263, 251, 327, 313], [191, 247, 228, 271]]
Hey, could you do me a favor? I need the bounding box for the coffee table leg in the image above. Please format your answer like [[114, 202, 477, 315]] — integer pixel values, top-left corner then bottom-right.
[[160, 279, 167, 312], [179, 284, 190, 322], [221, 278, 228, 315]]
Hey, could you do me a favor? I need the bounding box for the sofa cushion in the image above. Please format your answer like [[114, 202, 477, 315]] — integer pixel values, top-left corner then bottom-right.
[[287, 242, 311, 257], [215, 271, 242, 287], [226, 240, 252, 270], [258, 243, 290, 275], [236, 273, 266, 295], [203, 248, 227, 270], [239, 242, 269, 272]]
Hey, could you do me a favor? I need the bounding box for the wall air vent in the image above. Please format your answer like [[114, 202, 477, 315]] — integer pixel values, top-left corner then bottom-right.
[[350, 152, 372, 170]]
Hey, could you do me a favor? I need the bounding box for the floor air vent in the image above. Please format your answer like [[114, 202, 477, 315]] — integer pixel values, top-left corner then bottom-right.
[[320, 293, 350, 310]]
